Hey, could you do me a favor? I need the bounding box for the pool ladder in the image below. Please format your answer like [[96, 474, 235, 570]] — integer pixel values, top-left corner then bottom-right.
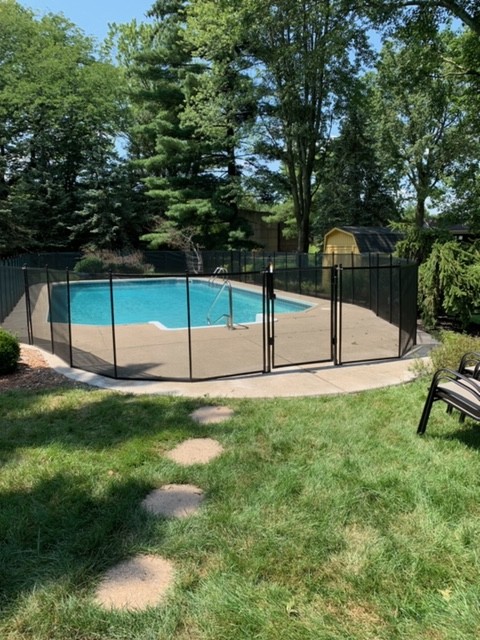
[[207, 267, 234, 328]]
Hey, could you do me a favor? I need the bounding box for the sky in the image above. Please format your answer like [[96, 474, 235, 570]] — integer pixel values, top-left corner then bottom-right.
[[20, 0, 153, 42]]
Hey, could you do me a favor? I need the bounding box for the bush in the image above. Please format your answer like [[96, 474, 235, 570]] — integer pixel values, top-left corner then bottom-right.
[[430, 330, 480, 372], [0, 329, 20, 375], [418, 240, 480, 331], [74, 250, 153, 275], [73, 256, 106, 274]]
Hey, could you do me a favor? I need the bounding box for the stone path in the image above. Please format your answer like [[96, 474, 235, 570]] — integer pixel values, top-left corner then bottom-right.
[[190, 406, 235, 424], [94, 405, 232, 611], [95, 555, 175, 610], [141, 484, 205, 518], [165, 437, 224, 466]]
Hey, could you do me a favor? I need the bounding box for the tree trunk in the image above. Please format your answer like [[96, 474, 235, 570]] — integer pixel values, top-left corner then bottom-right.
[[296, 202, 311, 253], [415, 196, 426, 228]]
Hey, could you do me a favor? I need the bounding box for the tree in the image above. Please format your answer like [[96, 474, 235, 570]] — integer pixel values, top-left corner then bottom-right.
[[0, 1, 127, 252], [364, 0, 480, 36], [188, 0, 371, 253], [181, 53, 258, 232], [114, 0, 254, 251], [364, 0, 480, 91], [419, 240, 480, 329], [70, 162, 152, 250], [312, 78, 399, 241], [372, 29, 469, 229]]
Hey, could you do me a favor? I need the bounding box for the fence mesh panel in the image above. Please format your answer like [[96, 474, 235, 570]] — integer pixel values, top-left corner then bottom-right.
[[270, 267, 333, 367], [112, 274, 191, 380], [400, 263, 418, 356], [187, 272, 265, 379], [338, 264, 403, 364], [0, 264, 26, 329]]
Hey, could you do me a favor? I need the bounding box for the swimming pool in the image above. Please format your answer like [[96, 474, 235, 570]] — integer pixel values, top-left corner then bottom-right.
[[49, 278, 314, 329]]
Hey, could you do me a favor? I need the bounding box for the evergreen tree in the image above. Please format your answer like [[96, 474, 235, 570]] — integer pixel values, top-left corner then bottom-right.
[[122, 0, 253, 251], [70, 161, 152, 250]]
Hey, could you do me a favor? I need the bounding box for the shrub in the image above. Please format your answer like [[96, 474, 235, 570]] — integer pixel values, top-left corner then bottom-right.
[[0, 329, 20, 375], [74, 250, 153, 275], [430, 330, 480, 372], [418, 240, 480, 331], [73, 256, 106, 274]]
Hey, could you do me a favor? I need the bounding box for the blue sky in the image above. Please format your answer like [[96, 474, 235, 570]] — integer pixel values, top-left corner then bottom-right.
[[21, 0, 153, 41]]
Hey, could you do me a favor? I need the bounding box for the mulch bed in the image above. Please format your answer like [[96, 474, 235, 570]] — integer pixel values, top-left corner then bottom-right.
[[0, 345, 90, 393]]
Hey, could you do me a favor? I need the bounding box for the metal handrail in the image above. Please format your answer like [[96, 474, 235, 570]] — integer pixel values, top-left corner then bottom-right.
[[207, 270, 233, 327], [208, 266, 228, 284]]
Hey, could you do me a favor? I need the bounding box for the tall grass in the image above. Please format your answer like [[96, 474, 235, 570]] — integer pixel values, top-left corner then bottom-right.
[[1, 381, 480, 639]]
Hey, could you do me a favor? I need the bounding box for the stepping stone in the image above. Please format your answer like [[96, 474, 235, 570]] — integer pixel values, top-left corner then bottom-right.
[[94, 554, 174, 611], [190, 406, 234, 424], [165, 438, 224, 465], [141, 484, 204, 518]]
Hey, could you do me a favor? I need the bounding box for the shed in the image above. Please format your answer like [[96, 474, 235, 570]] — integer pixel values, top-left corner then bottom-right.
[[447, 224, 477, 243], [323, 226, 402, 255]]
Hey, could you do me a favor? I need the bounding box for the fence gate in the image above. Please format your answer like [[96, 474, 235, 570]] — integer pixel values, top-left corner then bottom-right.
[[264, 267, 336, 371], [264, 261, 416, 372]]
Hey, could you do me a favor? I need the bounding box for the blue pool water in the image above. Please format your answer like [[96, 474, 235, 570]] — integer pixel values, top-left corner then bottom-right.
[[49, 278, 313, 329]]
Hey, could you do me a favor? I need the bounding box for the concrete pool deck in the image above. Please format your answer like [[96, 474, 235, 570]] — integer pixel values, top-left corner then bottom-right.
[[38, 332, 435, 399]]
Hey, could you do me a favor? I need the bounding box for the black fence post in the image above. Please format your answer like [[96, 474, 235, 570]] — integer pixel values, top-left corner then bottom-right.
[[23, 265, 33, 345], [398, 264, 402, 357], [264, 267, 275, 372], [5, 262, 11, 320], [109, 271, 118, 378], [330, 265, 337, 362], [262, 271, 269, 373], [66, 268, 73, 367], [351, 252, 355, 304], [368, 251, 373, 311], [389, 254, 393, 324], [270, 270, 275, 369], [46, 266, 55, 354], [337, 265, 343, 365], [186, 272, 193, 380]]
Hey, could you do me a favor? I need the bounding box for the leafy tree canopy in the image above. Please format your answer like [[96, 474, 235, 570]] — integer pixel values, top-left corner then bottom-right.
[[0, 0, 132, 254]]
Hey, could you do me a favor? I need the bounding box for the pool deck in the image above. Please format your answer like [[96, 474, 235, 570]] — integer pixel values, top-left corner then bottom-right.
[[37, 330, 435, 399]]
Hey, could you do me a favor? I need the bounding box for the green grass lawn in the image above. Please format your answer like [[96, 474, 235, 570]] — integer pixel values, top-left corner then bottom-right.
[[1, 379, 480, 639]]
